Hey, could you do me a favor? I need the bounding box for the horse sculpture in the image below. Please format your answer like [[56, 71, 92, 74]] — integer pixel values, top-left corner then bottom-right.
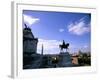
[[59, 40, 69, 52]]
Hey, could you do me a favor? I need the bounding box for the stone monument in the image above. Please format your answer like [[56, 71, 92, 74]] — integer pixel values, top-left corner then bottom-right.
[[59, 40, 73, 67]]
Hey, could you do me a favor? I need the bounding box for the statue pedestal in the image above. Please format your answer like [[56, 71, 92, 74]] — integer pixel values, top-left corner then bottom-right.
[[59, 52, 73, 67]]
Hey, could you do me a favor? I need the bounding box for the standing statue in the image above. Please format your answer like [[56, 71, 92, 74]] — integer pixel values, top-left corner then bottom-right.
[[24, 23, 28, 28], [59, 40, 69, 52]]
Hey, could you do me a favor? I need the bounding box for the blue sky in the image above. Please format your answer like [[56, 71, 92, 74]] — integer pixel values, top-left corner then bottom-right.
[[23, 10, 91, 54]]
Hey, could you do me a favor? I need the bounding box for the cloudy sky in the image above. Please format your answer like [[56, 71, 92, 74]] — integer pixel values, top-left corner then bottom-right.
[[23, 10, 91, 54]]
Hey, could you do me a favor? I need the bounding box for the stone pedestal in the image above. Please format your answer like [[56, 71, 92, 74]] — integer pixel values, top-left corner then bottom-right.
[[59, 52, 73, 67]]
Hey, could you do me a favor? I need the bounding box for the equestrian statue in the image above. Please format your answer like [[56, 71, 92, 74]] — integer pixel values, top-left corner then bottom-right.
[[59, 40, 69, 52]]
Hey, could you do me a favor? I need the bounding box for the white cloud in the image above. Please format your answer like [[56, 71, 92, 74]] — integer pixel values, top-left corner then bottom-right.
[[59, 28, 64, 32], [68, 17, 90, 36], [68, 43, 91, 53], [37, 39, 62, 54], [23, 14, 40, 26], [37, 39, 90, 54], [83, 45, 88, 48], [80, 45, 90, 52]]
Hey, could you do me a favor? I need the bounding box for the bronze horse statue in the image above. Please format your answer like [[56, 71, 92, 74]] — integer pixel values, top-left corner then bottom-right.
[[59, 40, 69, 52]]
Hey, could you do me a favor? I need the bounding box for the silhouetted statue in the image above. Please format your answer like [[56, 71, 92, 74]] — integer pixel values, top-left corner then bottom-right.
[[24, 23, 31, 31], [59, 40, 69, 52], [24, 23, 28, 28]]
